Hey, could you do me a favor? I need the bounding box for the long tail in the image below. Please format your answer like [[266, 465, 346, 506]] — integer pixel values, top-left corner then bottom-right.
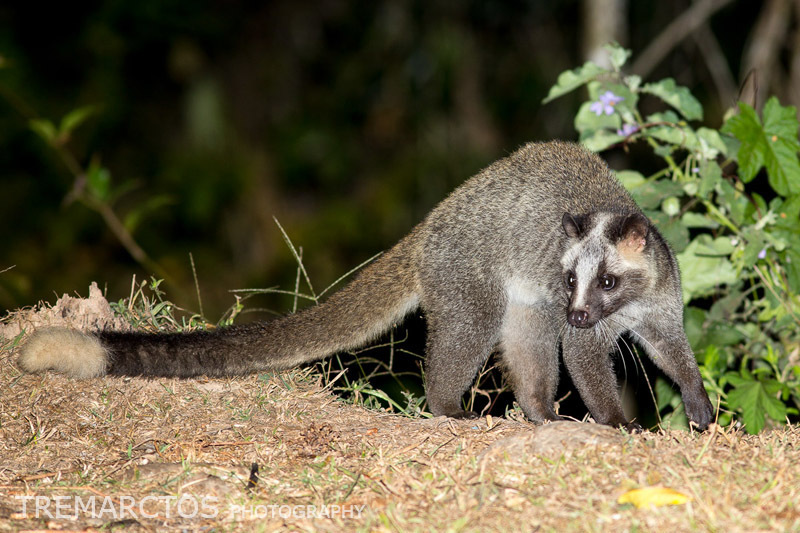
[[18, 235, 421, 379]]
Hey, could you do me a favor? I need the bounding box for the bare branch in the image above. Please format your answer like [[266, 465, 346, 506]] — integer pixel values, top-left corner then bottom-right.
[[692, 24, 737, 108], [741, 0, 792, 110], [631, 0, 734, 77]]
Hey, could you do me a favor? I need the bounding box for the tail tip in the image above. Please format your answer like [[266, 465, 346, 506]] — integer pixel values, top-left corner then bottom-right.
[[18, 327, 108, 379]]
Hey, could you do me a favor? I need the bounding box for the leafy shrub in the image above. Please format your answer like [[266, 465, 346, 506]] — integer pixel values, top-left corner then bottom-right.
[[546, 44, 800, 433]]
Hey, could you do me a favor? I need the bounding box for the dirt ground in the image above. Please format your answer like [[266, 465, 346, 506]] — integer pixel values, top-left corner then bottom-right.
[[0, 289, 799, 532]]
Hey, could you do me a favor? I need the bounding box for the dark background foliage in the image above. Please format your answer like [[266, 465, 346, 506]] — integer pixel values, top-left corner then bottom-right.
[[0, 0, 792, 319]]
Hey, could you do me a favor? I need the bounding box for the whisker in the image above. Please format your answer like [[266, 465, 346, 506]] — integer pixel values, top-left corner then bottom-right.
[[604, 316, 640, 382], [607, 319, 662, 427], [615, 311, 669, 340], [623, 327, 663, 361], [617, 331, 640, 381], [600, 319, 628, 391], [557, 317, 570, 342]]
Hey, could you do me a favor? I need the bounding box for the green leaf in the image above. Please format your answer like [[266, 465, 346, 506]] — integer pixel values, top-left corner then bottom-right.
[[605, 43, 632, 71], [646, 110, 681, 124], [708, 285, 747, 322], [774, 194, 800, 228], [575, 101, 621, 136], [642, 78, 703, 121], [616, 170, 646, 190], [542, 62, 606, 103], [693, 235, 735, 256], [124, 195, 175, 233], [580, 129, 623, 152], [741, 228, 768, 267], [655, 376, 680, 411], [624, 74, 642, 91], [703, 322, 745, 348], [681, 212, 719, 229], [659, 402, 689, 431], [758, 291, 783, 322], [87, 160, 111, 201], [726, 377, 787, 434], [677, 237, 738, 302], [29, 119, 57, 143], [59, 105, 98, 137], [762, 98, 800, 196], [629, 179, 685, 210], [648, 124, 698, 149], [700, 345, 724, 373], [717, 179, 749, 226], [721, 98, 800, 196], [687, 287, 747, 350], [721, 104, 764, 182], [698, 161, 722, 197], [783, 248, 800, 293], [683, 306, 707, 349], [661, 196, 680, 216], [696, 127, 728, 159], [772, 196, 800, 259], [647, 211, 689, 252]]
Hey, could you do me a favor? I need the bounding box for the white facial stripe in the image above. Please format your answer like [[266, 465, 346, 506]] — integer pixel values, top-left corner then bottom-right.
[[560, 213, 613, 269], [571, 253, 598, 308], [571, 284, 587, 309]]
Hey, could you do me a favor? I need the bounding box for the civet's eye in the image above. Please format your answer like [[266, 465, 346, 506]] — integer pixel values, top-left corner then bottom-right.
[[600, 274, 616, 291], [565, 271, 576, 289]]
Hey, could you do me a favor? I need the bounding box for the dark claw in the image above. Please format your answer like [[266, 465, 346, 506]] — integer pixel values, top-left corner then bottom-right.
[[684, 393, 714, 431], [622, 420, 644, 433]]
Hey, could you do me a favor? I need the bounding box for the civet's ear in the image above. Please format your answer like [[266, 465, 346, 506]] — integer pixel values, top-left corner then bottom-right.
[[562, 213, 589, 238], [617, 213, 649, 254]]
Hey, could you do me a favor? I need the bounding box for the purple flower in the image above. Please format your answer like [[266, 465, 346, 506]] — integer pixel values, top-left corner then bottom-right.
[[616, 123, 639, 137], [758, 248, 767, 259], [590, 91, 624, 116]]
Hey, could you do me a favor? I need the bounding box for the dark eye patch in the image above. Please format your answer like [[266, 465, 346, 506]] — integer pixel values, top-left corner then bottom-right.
[[596, 267, 651, 317], [599, 273, 616, 290]]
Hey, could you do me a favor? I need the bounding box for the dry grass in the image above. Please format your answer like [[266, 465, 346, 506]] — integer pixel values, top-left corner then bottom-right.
[[0, 291, 799, 532]]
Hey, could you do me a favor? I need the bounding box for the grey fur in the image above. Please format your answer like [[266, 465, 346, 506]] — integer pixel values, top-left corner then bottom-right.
[[18, 141, 714, 430]]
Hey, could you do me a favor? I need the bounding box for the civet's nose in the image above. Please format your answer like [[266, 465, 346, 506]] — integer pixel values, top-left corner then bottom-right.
[[568, 310, 590, 328]]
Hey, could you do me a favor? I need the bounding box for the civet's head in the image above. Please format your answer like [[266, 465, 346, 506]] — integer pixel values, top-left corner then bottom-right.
[[560, 212, 651, 328]]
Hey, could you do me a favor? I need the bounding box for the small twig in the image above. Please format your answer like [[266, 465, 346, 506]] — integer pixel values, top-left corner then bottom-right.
[[341, 471, 361, 500], [753, 264, 800, 328], [189, 252, 204, 319], [273, 216, 316, 300], [84, 196, 170, 283], [19, 471, 63, 482], [631, 347, 662, 427], [695, 419, 718, 462], [317, 252, 382, 299], [293, 247, 303, 313], [230, 287, 317, 301], [198, 441, 257, 447], [389, 436, 430, 459]]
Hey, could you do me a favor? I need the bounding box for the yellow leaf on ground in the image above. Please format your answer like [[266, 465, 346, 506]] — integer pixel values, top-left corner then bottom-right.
[[618, 486, 692, 508]]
